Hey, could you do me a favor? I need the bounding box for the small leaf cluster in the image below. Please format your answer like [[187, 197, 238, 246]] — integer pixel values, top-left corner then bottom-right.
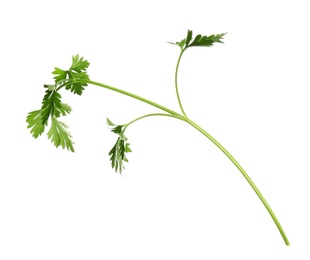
[[107, 118, 132, 174], [53, 55, 90, 95], [26, 55, 90, 152], [26, 86, 74, 151], [169, 30, 226, 50]]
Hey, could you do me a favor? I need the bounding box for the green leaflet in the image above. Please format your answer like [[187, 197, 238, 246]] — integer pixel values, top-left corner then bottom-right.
[[47, 116, 74, 152], [59, 103, 72, 116], [107, 118, 132, 174], [27, 103, 73, 151], [40, 86, 72, 121], [41, 89, 63, 124], [26, 109, 45, 138], [185, 30, 193, 46], [106, 117, 116, 126], [188, 33, 226, 47], [52, 67, 68, 82], [52, 54, 90, 95], [27, 87, 71, 139], [71, 55, 90, 72], [169, 30, 226, 50], [109, 137, 131, 174]]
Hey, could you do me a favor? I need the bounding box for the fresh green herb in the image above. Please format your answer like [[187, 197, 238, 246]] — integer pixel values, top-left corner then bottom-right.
[[47, 116, 74, 152], [52, 54, 90, 95], [107, 118, 132, 173], [26, 30, 290, 246], [168, 29, 226, 49]]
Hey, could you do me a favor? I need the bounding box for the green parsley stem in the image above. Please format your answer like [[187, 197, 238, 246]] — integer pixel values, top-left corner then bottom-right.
[[173, 43, 288, 245], [59, 78, 289, 245], [124, 113, 185, 131], [184, 118, 290, 246], [175, 49, 188, 118], [75, 80, 183, 117]]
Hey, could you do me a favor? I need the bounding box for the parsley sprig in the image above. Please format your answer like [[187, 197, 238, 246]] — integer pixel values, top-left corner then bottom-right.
[[26, 55, 89, 151], [106, 118, 132, 174], [168, 29, 226, 50], [26, 30, 289, 246], [53, 55, 90, 95]]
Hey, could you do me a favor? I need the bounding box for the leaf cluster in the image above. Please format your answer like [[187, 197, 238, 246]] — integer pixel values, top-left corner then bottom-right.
[[169, 30, 226, 50], [107, 118, 132, 174], [26, 55, 90, 152], [53, 55, 90, 95], [26, 88, 74, 151]]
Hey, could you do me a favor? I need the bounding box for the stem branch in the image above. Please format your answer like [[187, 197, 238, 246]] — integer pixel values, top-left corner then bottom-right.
[[124, 113, 185, 131], [175, 49, 188, 118], [58, 78, 289, 246], [72, 80, 183, 117], [185, 118, 290, 246]]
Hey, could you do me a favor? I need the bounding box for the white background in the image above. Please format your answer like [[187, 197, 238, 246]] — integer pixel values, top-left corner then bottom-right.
[[1, 0, 310, 259]]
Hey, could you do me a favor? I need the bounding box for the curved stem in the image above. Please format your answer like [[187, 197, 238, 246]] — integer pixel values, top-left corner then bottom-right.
[[56, 79, 289, 245], [184, 118, 290, 246], [123, 113, 185, 131], [66, 79, 183, 117], [175, 49, 188, 118]]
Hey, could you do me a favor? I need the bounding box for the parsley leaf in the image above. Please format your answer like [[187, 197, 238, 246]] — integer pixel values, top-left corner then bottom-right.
[[26, 109, 45, 138], [27, 86, 73, 149], [27, 104, 74, 151], [52, 54, 90, 95], [70, 55, 90, 72], [52, 67, 68, 82], [47, 116, 74, 152], [40, 89, 63, 125], [27, 55, 88, 152], [107, 118, 132, 173], [27, 87, 65, 139], [106, 118, 116, 126], [188, 32, 226, 47], [169, 30, 226, 50], [109, 137, 132, 174], [59, 103, 72, 116], [27, 101, 73, 150]]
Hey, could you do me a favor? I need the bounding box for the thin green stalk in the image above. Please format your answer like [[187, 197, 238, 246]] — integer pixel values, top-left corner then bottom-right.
[[70, 79, 183, 117], [171, 36, 289, 245], [184, 118, 290, 246], [123, 113, 186, 131], [66, 78, 289, 245], [175, 49, 188, 118]]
